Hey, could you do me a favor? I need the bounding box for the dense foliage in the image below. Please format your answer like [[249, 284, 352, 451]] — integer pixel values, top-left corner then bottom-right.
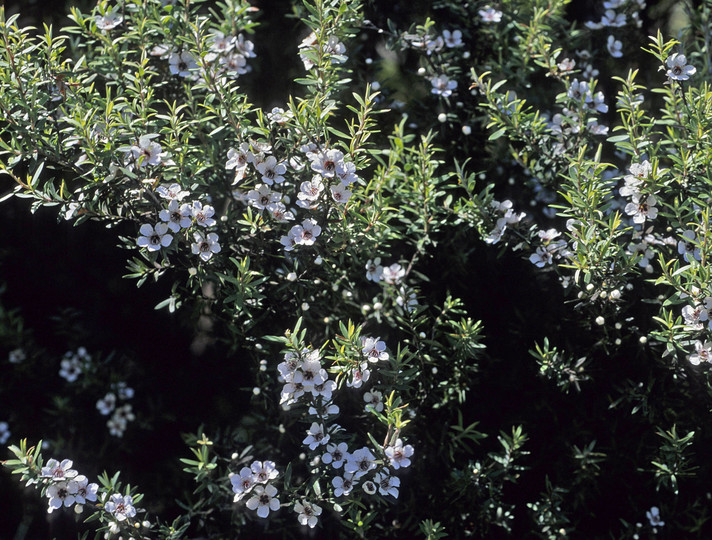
[[2, 0, 712, 538]]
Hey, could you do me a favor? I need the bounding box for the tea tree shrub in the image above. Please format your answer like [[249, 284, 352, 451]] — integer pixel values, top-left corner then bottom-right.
[[2, 0, 712, 538]]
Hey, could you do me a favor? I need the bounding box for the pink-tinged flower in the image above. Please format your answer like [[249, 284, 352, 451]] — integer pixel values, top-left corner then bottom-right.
[[385, 438, 414, 469], [364, 390, 384, 412], [95, 11, 123, 31], [689, 340, 712, 366], [104, 494, 137, 521], [191, 232, 221, 262], [156, 183, 189, 201], [250, 461, 278, 484], [345, 447, 377, 479], [382, 263, 405, 285], [46, 480, 79, 513], [310, 149, 344, 177], [130, 135, 165, 168], [74, 475, 98, 504], [479, 6, 502, 22], [159, 200, 188, 233], [245, 484, 280, 518], [666, 53, 696, 81], [442, 29, 463, 48], [190, 201, 216, 227], [256, 156, 287, 185], [137, 223, 173, 251], [362, 337, 389, 363], [230, 467, 256, 501], [330, 183, 352, 203], [41, 458, 78, 480]]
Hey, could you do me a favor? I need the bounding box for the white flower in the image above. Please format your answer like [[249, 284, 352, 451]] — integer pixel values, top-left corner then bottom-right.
[[294, 500, 322, 528], [601, 10, 626, 27], [345, 362, 371, 388], [159, 200, 188, 233], [247, 184, 281, 211], [137, 223, 173, 251], [362, 337, 389, 363], [246, 484, 280, 518], [267, 202, 295, 222], [74, 475, 98, 505], [296, 176, 325, 208], [586, 91, 608, 114], [385, 438, 414, 469], [442, 29, 463, 48], [190, 201, 217, 228], [430, 75, 457, 98], [666, 53, 696, 81], [678, 230, 701, 262], [336, 160, 359, 185], [250, 460, 278, 484], [620, 161, 652, 197], [95, 11, 123, 31], [168, 50, 198, 78], [374, 471, 400, 498], [0, 421, 10, 444], [8, 348, 26, 364], [303, 422, 330, 450], [364, 390, 384, 412], [96, 392, 117, 415], [290, 218, 322, 246], [646, 506, 665, 527], [256, 156, 287, 185], [42, 458, 78, 480], [236, 34, 256, 58], [59, 351, 86, 383], [567, 79, 590, 101], [479, 6, 502, 22], [322, 442, 349, 469], [689, 341, 712, 365], [607, 35, 623, 58], [47, 480, 79, 512], [104, 494, 137, 521], [330, 183, 352, 203], [156, 183, 189, 201], [230, 466, 256, 500], [310, 149, 344, 177], [267, 107, 294, 125], [191, 232, 221, 262], [365, 258, 383, 282], [382, 263, 405, 285], [332, 473, 357, 497], [624, 193, 658, 224], [130, 135, 165, 168], [345, 447, 377, 479], [208, 31, 236, 54]]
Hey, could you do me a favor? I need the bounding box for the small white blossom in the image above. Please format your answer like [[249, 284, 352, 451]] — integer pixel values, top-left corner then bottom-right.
[[364, 390, 384, 413], [385, 438, 414, 469], [104, 494, 137, 521], [362, 337, 389, 363], [96, 392, 117, 416], [345, 447, 377, 479], [47, 480, 79, 513], [479, 6, 502, 22], [430, 75, 457, 98], [303, 422, 330, 450], [322, 442, 349, 469], [251, 460, 278, 484], [366, 258, 383, 282], [137, 223, 173, 251], [246, 484, 280, 518], [374, 471, 400, 498], [230, 467, 256, 500], [191, 232, 221, 262], [646, 506, 665, 527], [332, 473, 357, 497], [382, 263, 405, 285], [41, 458, 78, 480], [294, 500, 322, 528], [169, 50, 198, 78], [0, 421, 10, 444], [625, 193, 658, 224], [607, 35, 623, 58], [666, 53, 696, 81], [689, 341, 712, 366]]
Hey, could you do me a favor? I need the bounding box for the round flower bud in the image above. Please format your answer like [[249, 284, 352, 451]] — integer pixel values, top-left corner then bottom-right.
[[595, 316, 605, 325], [462, 125, 472, 135], [438, 113, 447, 123]]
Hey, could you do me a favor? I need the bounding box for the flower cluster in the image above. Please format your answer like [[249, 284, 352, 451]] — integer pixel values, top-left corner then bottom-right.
[[97, 382, 136, 438], [484, 199, 526, 245], [230, 460, 280, 518], [41, 458, 99, 514], [137, 180, 221, 261], [59, 347, 92, 383], [278, 348, 338, 412], [620, 161, 658, 225], [298, 31, 346, 70], [529, 229, 571, 268]]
